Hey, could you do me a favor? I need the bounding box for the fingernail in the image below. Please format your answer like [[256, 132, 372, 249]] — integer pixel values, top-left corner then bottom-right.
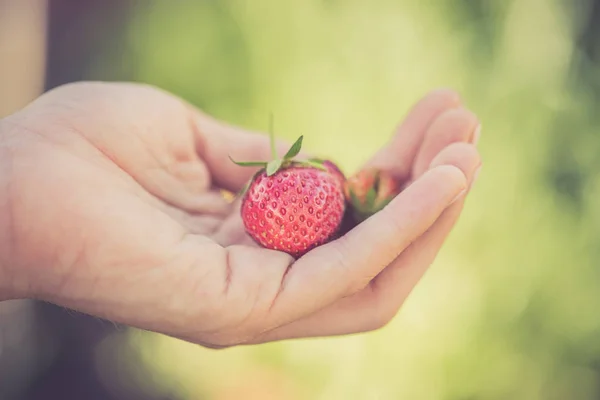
[[450, 189, 467, 205], [472, 124, 481, 145]]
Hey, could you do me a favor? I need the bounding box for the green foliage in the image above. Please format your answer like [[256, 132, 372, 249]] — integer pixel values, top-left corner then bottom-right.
[[88, 0, 600, 398], [284, 136, 304, 160]]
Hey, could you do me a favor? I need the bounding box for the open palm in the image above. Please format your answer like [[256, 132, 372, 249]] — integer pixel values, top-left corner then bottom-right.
[[0, 82, 480, 347]]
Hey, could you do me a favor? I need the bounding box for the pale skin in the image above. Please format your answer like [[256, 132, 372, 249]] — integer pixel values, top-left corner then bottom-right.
[[0, 82, 481, 348]]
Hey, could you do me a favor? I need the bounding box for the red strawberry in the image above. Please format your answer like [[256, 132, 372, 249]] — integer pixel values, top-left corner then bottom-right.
[[309, 158, 346, 186], [344, 168, 400, 223], [230, 127, 346, 258]]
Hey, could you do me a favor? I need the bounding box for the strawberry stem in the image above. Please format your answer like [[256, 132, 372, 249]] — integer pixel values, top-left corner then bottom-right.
[[269, 113, 277, 160], [229, 115, 313, 177]]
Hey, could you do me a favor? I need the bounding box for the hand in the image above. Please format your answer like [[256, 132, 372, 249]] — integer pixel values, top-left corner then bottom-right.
[[0, 82, 481, 347]]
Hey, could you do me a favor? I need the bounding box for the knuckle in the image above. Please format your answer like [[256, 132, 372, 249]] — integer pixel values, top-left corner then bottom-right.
[[347, 276, 372, 296], [362, 287, 402, 331], [201, 337, 241, 349], [371, 316, 393, 331], [196, 328, 258, 349], [365, 307, 396, 331]]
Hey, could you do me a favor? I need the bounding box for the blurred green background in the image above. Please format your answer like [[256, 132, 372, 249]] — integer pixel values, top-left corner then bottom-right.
[[4, 0, 600, 399]]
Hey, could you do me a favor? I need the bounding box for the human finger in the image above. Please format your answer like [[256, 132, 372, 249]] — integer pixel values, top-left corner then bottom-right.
[[250, 143, 480, 341], [263, 163, 468, 328]]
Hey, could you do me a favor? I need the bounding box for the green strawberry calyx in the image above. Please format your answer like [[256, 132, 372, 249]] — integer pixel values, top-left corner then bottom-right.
[[228, 115, 328, 197]]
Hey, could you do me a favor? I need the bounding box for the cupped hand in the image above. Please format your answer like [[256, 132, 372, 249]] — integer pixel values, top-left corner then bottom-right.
[[0, 82, 481, 347]]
